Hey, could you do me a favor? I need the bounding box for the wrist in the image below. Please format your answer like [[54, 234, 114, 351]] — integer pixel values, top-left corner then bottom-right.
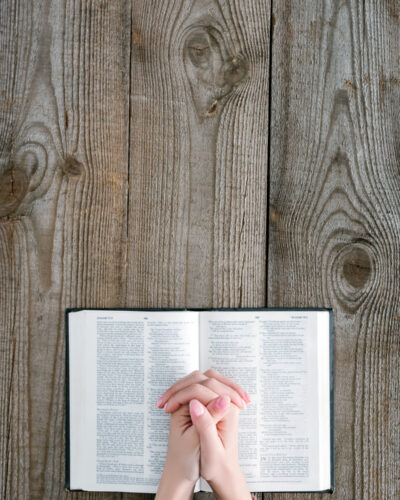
[[156, 470, 196, 500], [209, 464, 251, 500], [156, 460, 197, 500]]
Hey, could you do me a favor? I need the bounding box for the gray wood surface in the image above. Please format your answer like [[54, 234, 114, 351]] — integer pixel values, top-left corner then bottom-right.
[[127, 1, 269, 499], [127, 0, 269, 313], [0, 0, 398, 499], [268, 1, 399, 499], [0, 0, 131, 498]]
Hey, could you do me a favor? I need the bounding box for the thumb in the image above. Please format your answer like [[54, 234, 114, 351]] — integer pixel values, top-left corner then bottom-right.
[[189, 399, 227, 455], [206, 394, 231, 423]]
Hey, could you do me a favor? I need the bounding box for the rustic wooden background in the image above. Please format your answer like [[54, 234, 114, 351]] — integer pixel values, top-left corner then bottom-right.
[[0, 0, 399, 499]]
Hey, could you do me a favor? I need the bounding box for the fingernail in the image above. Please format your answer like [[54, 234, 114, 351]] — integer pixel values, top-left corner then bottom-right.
[[215, 395, 230, 410], [156, 396, 165, 408], [244, 392, 251, 403], [190, 399, 204, 417], [163, 402, 168, 413], [240, 398, 247, 409]]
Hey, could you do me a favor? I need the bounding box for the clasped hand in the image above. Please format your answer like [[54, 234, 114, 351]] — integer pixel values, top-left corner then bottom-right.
[[155, 369, 252, 500]]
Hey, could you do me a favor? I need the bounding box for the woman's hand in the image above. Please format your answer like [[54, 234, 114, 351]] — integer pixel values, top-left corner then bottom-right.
[[156, 369, 251, 413], [189, 397, 252, 500], [155, 396, 232, 500], [155, 403, 199, 500], [155, 370, 251, 499]]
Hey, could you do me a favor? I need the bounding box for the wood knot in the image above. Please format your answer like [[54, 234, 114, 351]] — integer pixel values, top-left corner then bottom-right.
[[184, 25, 248, 118], [61, 155, 83, 177], [342, 246, 371, 289], [0, 166, 28, 217], [330, 240, 376, 312]]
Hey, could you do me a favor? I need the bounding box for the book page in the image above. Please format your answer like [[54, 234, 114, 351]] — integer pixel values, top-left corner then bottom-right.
[[68, 309, 200, 493], [199, 310, 331, 492]]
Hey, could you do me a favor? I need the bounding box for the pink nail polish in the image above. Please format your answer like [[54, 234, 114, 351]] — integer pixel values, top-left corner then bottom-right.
[[244, 392, 251, 403], [190, 399, 204, 417], [156, 396, 165, 408], [163, 402, 168, 413], [216, 395, 229, 410]]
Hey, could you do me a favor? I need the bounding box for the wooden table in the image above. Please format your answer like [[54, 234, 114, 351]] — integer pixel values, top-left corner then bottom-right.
[[0, 1, 398, 498]]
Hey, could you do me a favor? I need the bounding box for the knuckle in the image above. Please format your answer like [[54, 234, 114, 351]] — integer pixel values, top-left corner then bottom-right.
[[204, 368, 217, 377], [167, 394, 176, 404], [208, 379, 223, 393], [191, 369, 202, 377], [163, 389, 174, 400]]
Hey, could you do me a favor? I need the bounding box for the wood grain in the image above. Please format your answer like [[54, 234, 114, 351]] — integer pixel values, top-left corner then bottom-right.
[[127, 0, 269, 312], [127, 0, 269, 498], [1, 0, 398, 498], [0, 0, 130, 498], [0, 0, 270, 498], [268, 1, 399, 499]]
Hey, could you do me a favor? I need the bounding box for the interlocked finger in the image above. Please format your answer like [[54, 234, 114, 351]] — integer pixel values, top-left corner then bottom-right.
[[201, 377, 246, 409], [162, 383, 220, 413], [204, 368, 250, 403], [156, 370, 208, 408]]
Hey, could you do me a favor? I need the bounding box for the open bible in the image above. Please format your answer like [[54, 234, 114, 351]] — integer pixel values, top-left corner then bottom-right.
[[66, 308, 333, 493]]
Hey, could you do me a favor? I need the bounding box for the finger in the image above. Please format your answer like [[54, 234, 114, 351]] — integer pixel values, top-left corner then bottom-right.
[[156, 370, 208, 408], [213, 401, 240, 446], [204, 368, 251, 403], [162, 383, 219, 413], [157, 373, 245, 410], [156, 369, 251, 408], [201, 378, 246, 409], [189, 399, 227, 456], [206, 394, 232, 423]]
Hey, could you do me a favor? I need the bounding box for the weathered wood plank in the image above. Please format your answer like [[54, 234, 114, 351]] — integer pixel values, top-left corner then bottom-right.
[[268, 1, 399, 499], [0, 0, 130, 498], [9, 0, 399, 498], [0, 5, 32, 499], [127, 0, 270, 311], [127, 1, 269, 498]]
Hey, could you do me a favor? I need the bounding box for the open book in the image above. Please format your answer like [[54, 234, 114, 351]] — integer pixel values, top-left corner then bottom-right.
[[66, 308, 333, 493]]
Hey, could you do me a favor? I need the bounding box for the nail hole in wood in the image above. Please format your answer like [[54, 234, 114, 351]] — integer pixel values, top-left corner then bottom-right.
[[205, 100, 218, 117]]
